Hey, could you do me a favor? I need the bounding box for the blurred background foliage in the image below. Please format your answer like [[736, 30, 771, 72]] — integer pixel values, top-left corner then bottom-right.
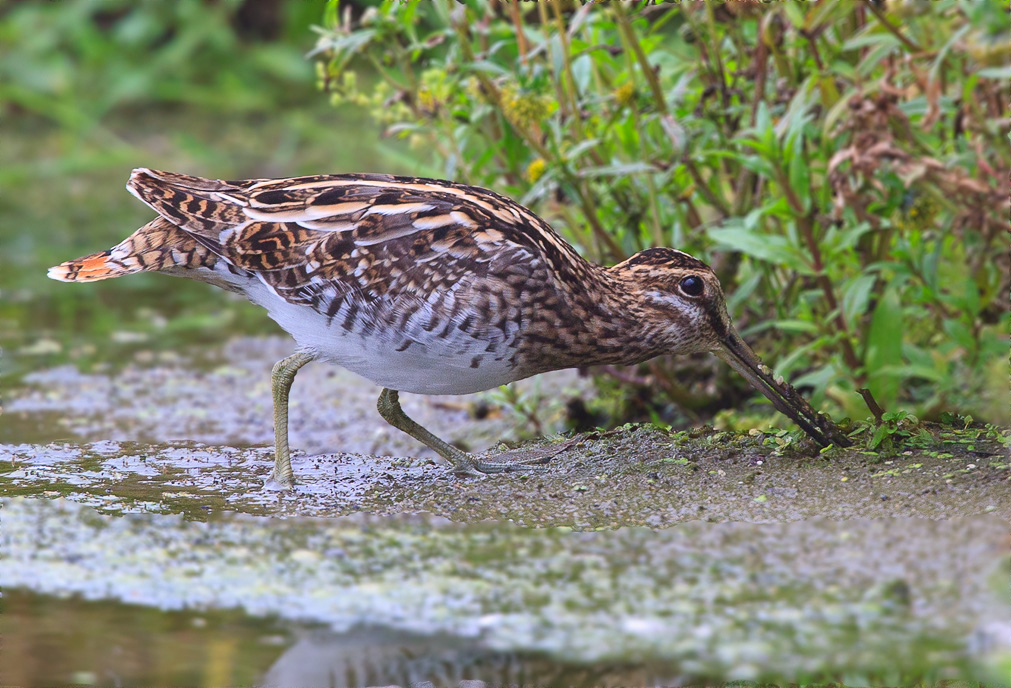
[[1, 0, 1008, 435], [0, 0, 396, 378], [314, 0, 1010, 429]]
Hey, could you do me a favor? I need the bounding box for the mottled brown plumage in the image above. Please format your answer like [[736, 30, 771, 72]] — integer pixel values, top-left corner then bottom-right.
[[50, 169, 850, 486]]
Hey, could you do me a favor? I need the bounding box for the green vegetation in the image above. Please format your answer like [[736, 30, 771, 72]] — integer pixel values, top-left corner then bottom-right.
[[315, 1, 1010, 430]]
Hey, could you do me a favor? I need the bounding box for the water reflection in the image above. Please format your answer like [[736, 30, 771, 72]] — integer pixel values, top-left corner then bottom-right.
[[0, 590, 292, 687], [6, 589, 1010, 688], [260, 629, 681, 688], [0, 592, 713, 687]]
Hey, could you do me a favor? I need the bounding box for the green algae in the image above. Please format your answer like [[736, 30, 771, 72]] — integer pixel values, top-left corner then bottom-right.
[[2, 497, 1008, 682]]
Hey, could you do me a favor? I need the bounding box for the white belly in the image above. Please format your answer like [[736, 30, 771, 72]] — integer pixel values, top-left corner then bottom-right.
[[239, 278, 523, 395]]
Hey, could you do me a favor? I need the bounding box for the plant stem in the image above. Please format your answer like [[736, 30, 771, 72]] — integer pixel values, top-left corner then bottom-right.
[[864, 0, 923, 53], [684, 157, 731, 219], [508, 0, 529, 66], [778, 167, 864, 377], [551, 1, 585, 139], [858, 388, 886, 423], [703, 2, 730, 112], [613, 3, 668, 115]]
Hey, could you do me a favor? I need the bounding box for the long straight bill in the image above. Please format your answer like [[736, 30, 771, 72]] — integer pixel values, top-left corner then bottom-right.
[[714, 331, 852, 448]]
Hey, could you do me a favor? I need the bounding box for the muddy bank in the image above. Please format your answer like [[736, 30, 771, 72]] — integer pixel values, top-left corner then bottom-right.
[[1, 422, 1008, 524], [4, 335, 1009, 523]]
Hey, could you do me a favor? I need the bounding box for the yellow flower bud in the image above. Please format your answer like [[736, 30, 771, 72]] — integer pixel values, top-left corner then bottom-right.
[[614, 82, 636, 107], [525, 158, 547, 184]]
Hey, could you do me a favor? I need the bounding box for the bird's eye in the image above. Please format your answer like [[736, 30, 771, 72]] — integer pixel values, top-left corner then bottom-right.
[[679, 275, 704, 297]]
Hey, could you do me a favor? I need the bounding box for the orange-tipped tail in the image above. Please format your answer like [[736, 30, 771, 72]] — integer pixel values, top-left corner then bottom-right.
[[47, 249, 132, 282], [47, 216, 220, 284]]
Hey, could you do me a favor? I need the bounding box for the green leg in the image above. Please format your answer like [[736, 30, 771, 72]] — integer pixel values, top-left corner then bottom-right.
[[376, 388, 549, 475], [266, 351, 315, 488]]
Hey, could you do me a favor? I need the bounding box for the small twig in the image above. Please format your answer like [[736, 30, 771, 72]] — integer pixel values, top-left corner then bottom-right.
[[858, 388, 886, 423], [508, 1, 529, 66], [684, 157, 731, 219], [594, 363, 703, 424], [864, 0, 923, 54], [803, 30, 825, 73], [777, 168, 864, 377], [613, 2, 668, 115], [551, 0, 584, 136]]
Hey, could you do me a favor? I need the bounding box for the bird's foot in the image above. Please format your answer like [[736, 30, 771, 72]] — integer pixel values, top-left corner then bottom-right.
[[263, 469, 295, 491], [453, 435, 590, 476], [449, 452, 552, 476]]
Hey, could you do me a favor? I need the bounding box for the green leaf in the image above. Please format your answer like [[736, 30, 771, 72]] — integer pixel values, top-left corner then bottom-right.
[[808, 1, 848, 32], [824, 85, 861, 135], [931, 23, 972, 81], [578, 161, 657, 177], [978, 65, 1011, 79], [864, 285, 904, 409], [549, 34, 565, 81], [875, 364, 946, 383], [858, 42, 901, 77], [571, 53, 593, 93], [938, 279, 981, 316], [869, 424, 892, 450], [842, 274, 877, 329], [943, 319, 976, 353], [463, 60, 509, 76], [323, 29, 376, 56], [709, 226, 815, 275], [843, 32, 899, 52], [565, 138, 601, 161], [822, 222, 874, 256], [775, 337, 830, 379], [720, 151, 777, 177], [787, 135, 811, 214], [790, 364, 836, 401], [769, 319, 820, 334], [783, 2, 807, 29], [322, 0, 339, 28]]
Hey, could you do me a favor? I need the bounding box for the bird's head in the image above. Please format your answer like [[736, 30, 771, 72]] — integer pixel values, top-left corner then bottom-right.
[[612, 247, 850, 448]]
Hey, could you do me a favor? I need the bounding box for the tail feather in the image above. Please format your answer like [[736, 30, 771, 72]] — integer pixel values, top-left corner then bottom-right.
[[47, 249, 123, 282], [47, 217, 218, 283]]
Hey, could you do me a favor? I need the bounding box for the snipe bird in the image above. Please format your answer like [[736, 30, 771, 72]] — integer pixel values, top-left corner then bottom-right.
[[50, 169, 851, 487]]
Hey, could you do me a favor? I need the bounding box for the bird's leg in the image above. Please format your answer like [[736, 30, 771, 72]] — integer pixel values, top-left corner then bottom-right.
[[267, 351, 315, 488], [376, 388, 549, 475]]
